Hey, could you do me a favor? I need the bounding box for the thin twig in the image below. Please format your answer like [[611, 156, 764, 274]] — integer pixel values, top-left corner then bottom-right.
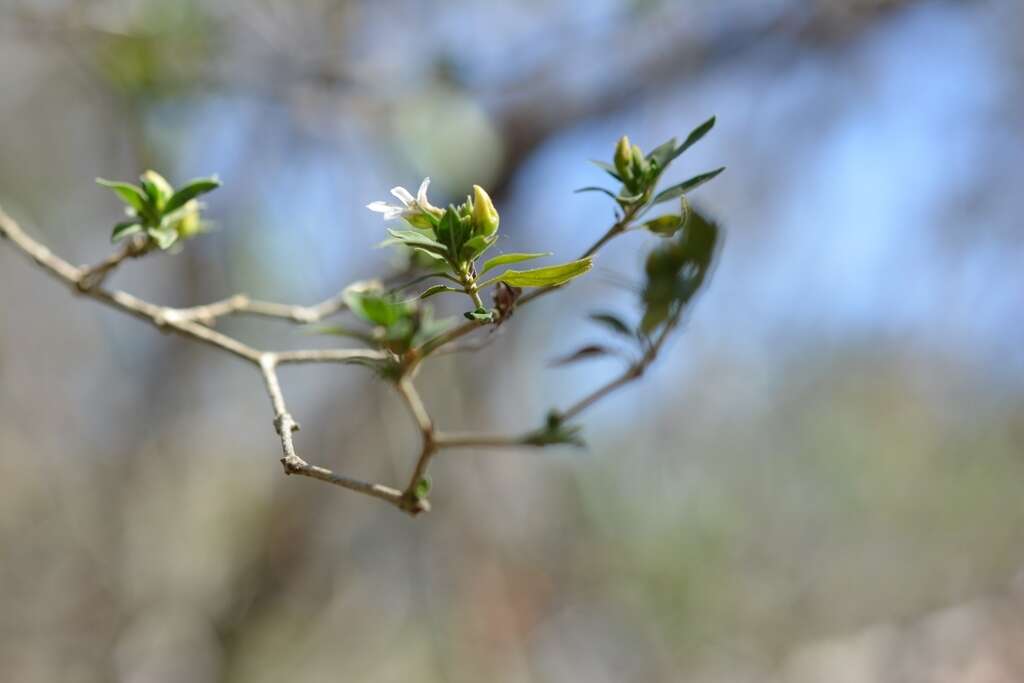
[[258, 354, 412, 510], [0, 206, 417, 514], [395, 378, 438, 507]]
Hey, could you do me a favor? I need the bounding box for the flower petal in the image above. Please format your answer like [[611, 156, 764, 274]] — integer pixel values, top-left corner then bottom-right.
[[416, 177, 431, 205], [390, 186, 415, 206], [366, 201, 404, 219]]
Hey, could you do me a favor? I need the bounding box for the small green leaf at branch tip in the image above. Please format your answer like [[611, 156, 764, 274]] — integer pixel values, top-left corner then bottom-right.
[[111, 220, 142, 243], [522, 414, 586, 447], [413, 476, 432, 500], [96, 179, 149, 214], [164, 176, 221, 214], [485, 257, 593, 288], [463, 307, 494, 322], [480, 251, 551, 275], [420, 284, 460, 299], [675, 116, 716, 158], [146, 226, 178, 250], [651, 167, 725, 206], [549, 344, 618, 367], [588, 312, 636, 338]]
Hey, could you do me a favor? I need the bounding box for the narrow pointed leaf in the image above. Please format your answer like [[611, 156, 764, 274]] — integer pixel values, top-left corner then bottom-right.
[[549, 344, 617, 367], [647, 137, 678, 168], [672, 116, 716, 160], [480, 251, 551, 275], [574, 186, 618, 201], [385, 229, 448, 252], [96, 179, 149, 214], [420, 284, 461, 299], [588, 312, 636, 338], [164, 177, 220, 214], [590, 160, 623, 182], [651, 168, 725, 205], [460, 234, 497, 261], [111, 220, 142, 243], [484, 258, 593, 288]]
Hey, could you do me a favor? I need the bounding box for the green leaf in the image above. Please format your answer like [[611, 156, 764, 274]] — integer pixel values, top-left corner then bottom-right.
[[650, 167, 725, 205], [383, 229, 449, 255], [342, 282, 413, 327], [110, 220, 142, 243], [463, 307, 494, 322], [480, 251, 551, 276], [549, 344, 617, 366], [647, 137, 678, 169], [96, 179, 150, 215], [413, 476, 431, 499], [574, 186, 618, 201], [349, 296, 411, 327], [420, 284, 461, 299], [590, 160, 623, 182], [484, 258, 593, 288], [164, 176, 220, 214], [435, 206, 468, 261], [521, 412, 585, 447], [643, 214, 683, 236], [459, 233, 497, 261], [588, 312, 636, 338], [409, 246, 448, 263], [673, 116, 716, 160], [146, 226, 178, 250]]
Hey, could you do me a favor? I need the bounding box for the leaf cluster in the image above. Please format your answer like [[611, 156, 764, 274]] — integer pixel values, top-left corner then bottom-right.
[[97, 170, 220, 250], [580, 116, 724, 238]]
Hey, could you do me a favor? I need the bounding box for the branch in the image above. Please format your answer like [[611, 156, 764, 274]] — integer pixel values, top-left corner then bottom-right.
[[0, 198, 692, 514], [395, 378, 437, 511], [172, 290, 351, 325], [258, 354, 415, 511], [0, 206, 421, 514]]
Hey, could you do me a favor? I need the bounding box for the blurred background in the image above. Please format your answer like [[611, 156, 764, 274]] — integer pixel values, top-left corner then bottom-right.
[[2, 0, 1024, 681]]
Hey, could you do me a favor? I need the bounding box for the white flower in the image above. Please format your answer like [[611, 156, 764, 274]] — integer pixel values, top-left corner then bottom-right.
[[366, 177, 442, 227]]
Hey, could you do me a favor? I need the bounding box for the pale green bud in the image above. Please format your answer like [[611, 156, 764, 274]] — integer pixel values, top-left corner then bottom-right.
[[471, 185, 500, 236], [171, 199, 203, 239], [614, 135, 632, 178], [141, 170, 173, 209], [631, 143, 647, 176]]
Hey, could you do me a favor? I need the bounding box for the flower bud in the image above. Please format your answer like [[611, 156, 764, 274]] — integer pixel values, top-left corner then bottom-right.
[[471, 185, 500, 236], [141, 170, 173, 208], [631, 143, 647, 176], [172, 200, 203, 239], [614, 135, 632, 178]]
